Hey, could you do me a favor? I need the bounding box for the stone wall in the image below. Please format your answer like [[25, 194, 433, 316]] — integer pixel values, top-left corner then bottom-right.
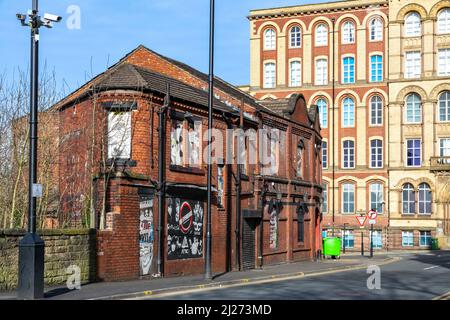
[[0, 229, 96, 291]]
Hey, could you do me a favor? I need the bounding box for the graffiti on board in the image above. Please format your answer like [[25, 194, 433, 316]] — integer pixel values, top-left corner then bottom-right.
[[167, 198, 204, 260], [269, 202, 279, 250], [139, 194, 154, 276]]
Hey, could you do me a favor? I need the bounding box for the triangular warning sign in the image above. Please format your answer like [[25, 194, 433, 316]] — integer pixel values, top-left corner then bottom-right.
[[356, 215, 367, 227]]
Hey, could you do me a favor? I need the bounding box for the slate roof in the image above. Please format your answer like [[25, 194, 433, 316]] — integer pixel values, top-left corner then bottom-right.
[[96, 63, 239, 115]]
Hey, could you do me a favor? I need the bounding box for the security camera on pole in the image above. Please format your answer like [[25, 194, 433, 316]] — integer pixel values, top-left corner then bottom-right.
[[16, 0, 62, 300]]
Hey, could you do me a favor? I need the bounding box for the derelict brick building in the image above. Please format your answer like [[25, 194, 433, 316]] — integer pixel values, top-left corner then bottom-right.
[[54, 46, 323, 281]]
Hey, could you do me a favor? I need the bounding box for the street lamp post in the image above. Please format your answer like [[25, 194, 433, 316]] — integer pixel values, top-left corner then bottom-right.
[[204, 0, 215, 281], [16, 0, 61, 299]]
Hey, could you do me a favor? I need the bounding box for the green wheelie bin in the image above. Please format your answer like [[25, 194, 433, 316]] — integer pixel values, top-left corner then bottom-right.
[[323, 237, 341, 259], [431, 238, 439, 250]]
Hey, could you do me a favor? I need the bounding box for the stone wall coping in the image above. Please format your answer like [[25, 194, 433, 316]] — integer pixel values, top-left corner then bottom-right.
[[0, 229, 96, 237]]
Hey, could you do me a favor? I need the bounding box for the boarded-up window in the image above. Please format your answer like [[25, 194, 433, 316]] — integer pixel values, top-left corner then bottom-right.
[[187, 121, 201, 167], [108, 111, 131, 159], [171, 120, 184, 166]]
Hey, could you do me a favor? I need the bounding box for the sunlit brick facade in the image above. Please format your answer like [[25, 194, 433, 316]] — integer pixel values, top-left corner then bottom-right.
[[247, 0, 390, 251]]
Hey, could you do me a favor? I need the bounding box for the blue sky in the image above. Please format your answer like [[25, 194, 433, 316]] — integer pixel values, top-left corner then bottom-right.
[[0, 0, 314, 93]]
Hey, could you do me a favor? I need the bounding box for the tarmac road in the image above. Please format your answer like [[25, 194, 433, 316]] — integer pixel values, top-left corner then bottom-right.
[[145, 251, 450, 300]]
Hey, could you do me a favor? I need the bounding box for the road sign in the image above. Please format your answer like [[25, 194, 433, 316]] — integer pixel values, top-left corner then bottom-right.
[[368, 210, 378, 220], [369, 219, 376, 225], [356, 215, 367, 227]]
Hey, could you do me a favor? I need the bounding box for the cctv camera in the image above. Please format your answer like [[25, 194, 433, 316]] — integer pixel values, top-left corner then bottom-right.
[[16, 13, 26, 20], [43, 13, 62, 22]]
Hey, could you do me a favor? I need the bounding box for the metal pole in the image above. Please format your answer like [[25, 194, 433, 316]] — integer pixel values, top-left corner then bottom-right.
[[361, 231, 364, 256], [370, 223, 374, 258], [331, 18, 336, 237], [18, 0, 45, 300], [204, 0, 215, 280]]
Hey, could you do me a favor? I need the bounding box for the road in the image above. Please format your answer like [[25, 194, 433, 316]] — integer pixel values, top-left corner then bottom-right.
[[145, 252, 450, 300]]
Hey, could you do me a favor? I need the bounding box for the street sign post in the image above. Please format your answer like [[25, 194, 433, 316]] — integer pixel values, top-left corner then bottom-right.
[[368, 210, 377, 258]]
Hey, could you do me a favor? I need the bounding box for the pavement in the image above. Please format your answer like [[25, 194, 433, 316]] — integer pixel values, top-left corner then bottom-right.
[[0, 252, 398, 300]]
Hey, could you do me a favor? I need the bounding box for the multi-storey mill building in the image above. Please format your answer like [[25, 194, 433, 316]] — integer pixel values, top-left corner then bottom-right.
[[245, 0, 450, 251], [388, 0, 450, 249]]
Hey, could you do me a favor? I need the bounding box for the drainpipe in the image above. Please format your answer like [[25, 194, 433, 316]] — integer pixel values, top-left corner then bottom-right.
[[259, 179, 266, 269], [156, 83, 170, 277], [235, 150, 242, 271]]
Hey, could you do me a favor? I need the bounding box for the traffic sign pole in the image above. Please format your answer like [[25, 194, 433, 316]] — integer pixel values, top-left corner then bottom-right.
[[370, 223, 374, 258]]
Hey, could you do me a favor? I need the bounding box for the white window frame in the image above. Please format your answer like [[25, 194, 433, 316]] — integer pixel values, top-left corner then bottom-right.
[[418, 183, 432, 215], [290, 26, 302, 48], [342, 21, 355, 44], [315, 58, 328, 85], [264, 28, 276, 50], [370, 54, 383, 83], [342, 97, 355, 127], [315, 24, 328, 47], [419, 231, 432, 247], [369, 183, 383, 213], [404, 12, 421, 37], [289, 60, 302, 87], [342, 56, 355, 84], [317, 98, 328, 128], [438, 8, 450, 34], [402, 231, 414, 247], [405, 51, 421, 79], [405, 93, 422, 124], [439, 91, 450, 122], [322, 140, 328, 169], [370, 95, 383, 126], [438, 49, 450, 77], [370, 139, 383, 169], [342, 183, 355, 214], [263, 62, 276, 89], [440, 138, 450, 157], [405, 138, 422, 167], [402, 184, 415, 215], [369, 17, 383, 41], [342, 139, 355, 169]]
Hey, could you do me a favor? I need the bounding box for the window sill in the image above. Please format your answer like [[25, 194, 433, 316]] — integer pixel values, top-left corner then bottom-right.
[[106, 159, 137, 167], [169, 165, 205, 175]]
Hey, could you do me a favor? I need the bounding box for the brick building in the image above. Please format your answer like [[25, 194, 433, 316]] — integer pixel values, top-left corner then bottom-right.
[[53, 46, 323, 281], [245, 0, 450, 251], [246, 0, 390, 252]]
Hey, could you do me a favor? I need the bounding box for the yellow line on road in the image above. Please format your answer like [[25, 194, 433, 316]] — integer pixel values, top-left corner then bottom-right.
[[131, 258, 399, 300]]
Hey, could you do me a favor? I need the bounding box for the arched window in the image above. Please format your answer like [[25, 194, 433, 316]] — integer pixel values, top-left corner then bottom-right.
[[317, 98, 328, 128], [342, 21, 355, 44], [290, 26, 301, 48], [402, 183, 415, 214], [418, 183, 432, 214], [315, 24, 328, 46], [439, 91, 450, 122], [343, 97, 355, 127], [405, 12, 421, 37], [405, 93, 422, 123], [438, 8, 450, 34], [370, 95, 383, 125], [263, 62, 276, 88], [342, 183, 355, 213], [264, 28, 276, 50], [289, 61, 302, 87], [369, 17, 383, 41], [342, 140, 355, 168]]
